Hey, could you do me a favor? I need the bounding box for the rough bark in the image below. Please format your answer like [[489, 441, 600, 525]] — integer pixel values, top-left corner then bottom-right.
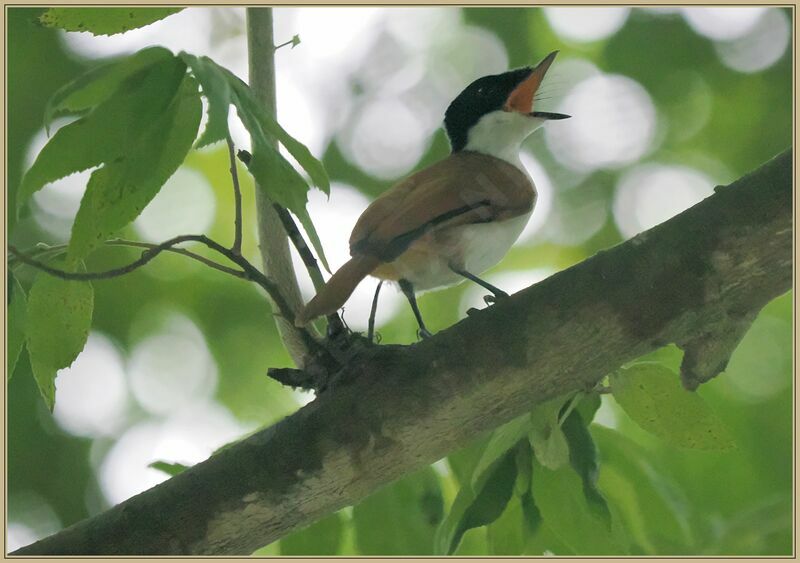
[[12, 149, 792, 555]]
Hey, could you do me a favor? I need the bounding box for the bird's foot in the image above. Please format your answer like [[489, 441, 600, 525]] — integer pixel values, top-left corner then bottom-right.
[[417, 328, 433, 340]]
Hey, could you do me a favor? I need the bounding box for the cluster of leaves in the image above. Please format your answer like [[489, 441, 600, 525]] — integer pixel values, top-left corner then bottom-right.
[[10, 10, 330, 410]]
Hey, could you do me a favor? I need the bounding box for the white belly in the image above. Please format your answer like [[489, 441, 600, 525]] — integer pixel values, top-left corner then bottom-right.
[[402, 210, 532, 291]]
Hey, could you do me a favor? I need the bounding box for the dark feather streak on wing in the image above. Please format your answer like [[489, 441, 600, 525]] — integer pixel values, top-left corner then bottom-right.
[[352, 199, 492, 261]]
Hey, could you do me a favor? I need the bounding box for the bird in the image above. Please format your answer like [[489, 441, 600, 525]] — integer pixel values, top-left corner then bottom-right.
[[296, 51, 569, 337]]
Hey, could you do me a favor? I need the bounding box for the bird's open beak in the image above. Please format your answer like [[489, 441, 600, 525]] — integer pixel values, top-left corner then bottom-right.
[[504, 51, 571, 120]]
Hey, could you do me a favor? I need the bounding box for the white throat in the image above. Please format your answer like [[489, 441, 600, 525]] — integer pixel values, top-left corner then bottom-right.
[[463, 110, 545, 170]]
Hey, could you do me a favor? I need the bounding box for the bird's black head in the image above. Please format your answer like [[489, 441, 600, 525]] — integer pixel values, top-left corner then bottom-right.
[[443, 52, 569, 153]]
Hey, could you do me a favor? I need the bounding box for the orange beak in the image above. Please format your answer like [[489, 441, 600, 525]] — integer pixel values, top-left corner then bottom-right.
[[504, 51, 567, 118]]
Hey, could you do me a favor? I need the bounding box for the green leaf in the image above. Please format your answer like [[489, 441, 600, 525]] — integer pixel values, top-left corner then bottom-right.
[[39, 8, 182, 36], [25, 271, 94, 411], [179, 53, 233, 148], [446, 434, 490, 485], [67, 69, 202, 264], [20, 53, 188, 213], [610, 363, 736, 451], [591, 426, 694, 553], [562, 409, 612, 525], [528, 396, 570, 470], [435, 448, 516, 555], [176, 55, 330, 270], [280, 512, 343, 555], [290, 34, 301, 48], [148, 460, 190, 477], [45, 46, 174, 134], [471, 413, 530, 489], [353, 467, 443, 554], [486, 493, 526, 555], [7, 273, 28, 380], [530, 459, 622, 555]]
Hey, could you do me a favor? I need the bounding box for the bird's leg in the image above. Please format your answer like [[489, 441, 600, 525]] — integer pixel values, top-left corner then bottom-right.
[[449, 266, 509, 304], [367, 280, 383, 343], [399, 279, 432, 339]]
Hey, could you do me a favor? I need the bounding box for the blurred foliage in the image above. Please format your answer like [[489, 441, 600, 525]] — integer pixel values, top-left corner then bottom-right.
[[6, 6, 792, 556]]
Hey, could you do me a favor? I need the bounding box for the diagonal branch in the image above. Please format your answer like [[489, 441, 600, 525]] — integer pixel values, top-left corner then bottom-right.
[[12, 149, 792, 556]]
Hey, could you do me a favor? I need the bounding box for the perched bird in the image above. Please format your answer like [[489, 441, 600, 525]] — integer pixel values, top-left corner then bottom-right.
[[296, 51, 569, 336]]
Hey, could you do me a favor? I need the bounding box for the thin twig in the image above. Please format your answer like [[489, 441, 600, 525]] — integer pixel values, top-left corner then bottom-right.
[[227, 136, 244, 256], [9, 239, 247, 279]]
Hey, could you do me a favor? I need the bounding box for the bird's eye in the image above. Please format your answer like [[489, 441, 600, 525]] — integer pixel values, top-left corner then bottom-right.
[[476, 87, 486, 96]]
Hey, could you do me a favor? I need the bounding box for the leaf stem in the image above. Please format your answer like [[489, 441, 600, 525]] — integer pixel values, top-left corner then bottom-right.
[[227, 136, 244, 256]]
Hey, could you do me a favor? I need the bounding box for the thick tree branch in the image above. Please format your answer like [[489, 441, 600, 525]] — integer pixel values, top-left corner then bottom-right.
[[13, 149, 792, 556]]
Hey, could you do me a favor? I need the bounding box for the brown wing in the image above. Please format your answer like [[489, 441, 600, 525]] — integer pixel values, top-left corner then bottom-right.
[[349, 151, 535, 261]]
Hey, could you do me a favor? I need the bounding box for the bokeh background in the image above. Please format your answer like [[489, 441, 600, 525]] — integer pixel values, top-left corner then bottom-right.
[[6, 6, 793, 555]]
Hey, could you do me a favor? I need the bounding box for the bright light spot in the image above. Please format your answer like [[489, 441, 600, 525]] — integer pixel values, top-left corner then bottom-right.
[[128, 313, 218, 416], [276, 73, 326, 158], [53, 332, 130, 438], [714, 9, 790, 73], [593, 395, 619, 428], [286, 8, 384, 74], [8, 523, 38, 552], [385, 8, 461, 53], [459, 269, 555, 314], [133, 167, 216, 243], [723, 315, 792, 401], [99, 402, 249, 505], [681, 7, 766, 41], [7, 492, 62, 550], [613, 164, 714, 238], [293, 184, 403, 330], [340, 98, 428, 179], [61, 7, 229, 60], [545, 74, 658, 172], [518, 152, 554, 243], [545, 192, 608, 246], [24, 119, 90, 238], [544, 8, 630, 43]]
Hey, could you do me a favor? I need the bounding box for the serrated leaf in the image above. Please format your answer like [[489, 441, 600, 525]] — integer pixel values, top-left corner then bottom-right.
[[20, 54, 187, 212], [67, 71, 202, 264], [529, 396, 570, 470], [25, 271, 94, 411], [280, 512, 343, 555], [610, 364, 736, 451], [39, 8, 182, 36], [45, 46, 173, 134], [7, 273, 28, 380], [435, 449, 516, 555], [149, 460, 190, 477], [225, 71, 330, 194], [174, 57, 331, 271], [531, 459, 622, 555], [179, 53, 232, 148], [353, 467, 443, 554]]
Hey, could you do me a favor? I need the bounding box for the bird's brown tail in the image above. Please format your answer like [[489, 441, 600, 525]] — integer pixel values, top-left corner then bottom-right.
[[295, 254, 381, 326]]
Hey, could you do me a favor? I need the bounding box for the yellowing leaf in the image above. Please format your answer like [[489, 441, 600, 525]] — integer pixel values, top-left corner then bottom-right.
[[25, 271, 94, 411], [39, 8, 182, 36], [610, 363, 736, 451]]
